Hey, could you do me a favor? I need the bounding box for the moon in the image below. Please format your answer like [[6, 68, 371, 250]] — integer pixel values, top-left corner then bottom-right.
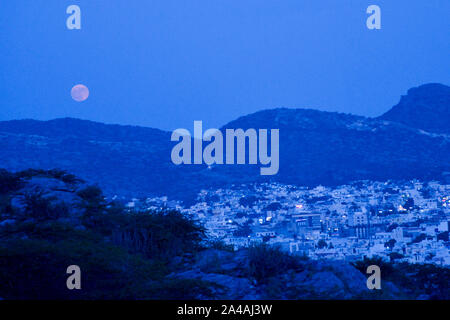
[[71, 84, 89, 102]]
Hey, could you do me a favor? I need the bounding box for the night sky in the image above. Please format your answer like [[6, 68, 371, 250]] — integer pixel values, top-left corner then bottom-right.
[[1, 0, 449, 130]]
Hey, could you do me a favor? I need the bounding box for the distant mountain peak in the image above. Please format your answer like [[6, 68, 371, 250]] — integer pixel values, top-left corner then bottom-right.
[[405, 83, 450, 97], [379, 83, 450, 134]]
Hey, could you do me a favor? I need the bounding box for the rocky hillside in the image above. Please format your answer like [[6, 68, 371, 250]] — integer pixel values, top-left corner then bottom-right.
[[0, 118, 207, 200], [169, 248, 389, 299], [216, 106, 450, 187], [380, 83, 450, 134]]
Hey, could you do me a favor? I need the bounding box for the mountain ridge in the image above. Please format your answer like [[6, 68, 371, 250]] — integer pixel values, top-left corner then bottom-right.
[[379, 83, 450, 134], [0, 83, 449, 200]]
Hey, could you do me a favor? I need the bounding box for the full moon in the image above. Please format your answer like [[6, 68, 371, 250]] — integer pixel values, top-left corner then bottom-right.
[[71, 84, 89, 102]]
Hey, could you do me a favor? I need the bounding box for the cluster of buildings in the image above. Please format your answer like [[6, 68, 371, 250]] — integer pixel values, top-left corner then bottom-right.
[[122, 180, 450, 267]]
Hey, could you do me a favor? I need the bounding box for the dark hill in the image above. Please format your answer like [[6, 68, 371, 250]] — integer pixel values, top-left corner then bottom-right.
[[379, 83, 450, 134], [214, 107, 450, 187], [0, 118, 207, 200]]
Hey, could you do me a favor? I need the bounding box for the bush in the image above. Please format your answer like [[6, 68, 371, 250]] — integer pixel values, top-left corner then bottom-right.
[[77, 185, 104, 204], [352, 257, 450, 299], [389, 252, 404, 261], [15, 168, 84, 185], [76, 185, 109, 230], [20, 189, 69, 221], [207, 239, 235, 252], [0, 169, 22, 194], [317, 239, 327, 249], [47, 169, 83, 184], [112, 210, 205, 260], [0, 221, 99, 243], [0, 194, 15, 216], [0, 215, 212, 299], [247, 243, 303, 283], [0, 237, 164, 299]]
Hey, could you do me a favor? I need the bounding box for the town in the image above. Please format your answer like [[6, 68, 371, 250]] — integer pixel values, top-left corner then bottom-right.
[[122, 179, 450, 267]]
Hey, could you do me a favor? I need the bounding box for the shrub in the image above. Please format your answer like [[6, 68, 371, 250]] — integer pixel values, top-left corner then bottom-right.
[[77, 185, 104, 204], [0, 221, 99, 243], [317, 239, 328, 249], [20, 189, 68, 221], [246, 243, 303, 283], [112, 210, 205, 260], [0, 169, 22, 194], [0, 237, 164, 299], [352, 257, 450, 299], [76, 185, 108, 230], [207, 239, 235, 252], [389, 252, 404, 261], [47, 169, 83, 184], [0, 194, 15, 215], [15, 168, 84, 185]]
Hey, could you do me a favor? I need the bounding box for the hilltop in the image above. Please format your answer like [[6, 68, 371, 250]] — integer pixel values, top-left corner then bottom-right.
[[380, 83, 450, 134]]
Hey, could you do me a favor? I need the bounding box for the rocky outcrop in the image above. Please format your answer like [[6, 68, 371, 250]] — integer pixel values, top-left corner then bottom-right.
[[169, 248, 402, 300]]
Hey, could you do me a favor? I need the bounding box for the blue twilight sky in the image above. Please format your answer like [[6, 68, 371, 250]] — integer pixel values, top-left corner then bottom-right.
[[0, 0, 449, 131]]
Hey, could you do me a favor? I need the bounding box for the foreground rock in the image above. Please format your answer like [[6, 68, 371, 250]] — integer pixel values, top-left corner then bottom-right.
[[169, 248, 403, 299]]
